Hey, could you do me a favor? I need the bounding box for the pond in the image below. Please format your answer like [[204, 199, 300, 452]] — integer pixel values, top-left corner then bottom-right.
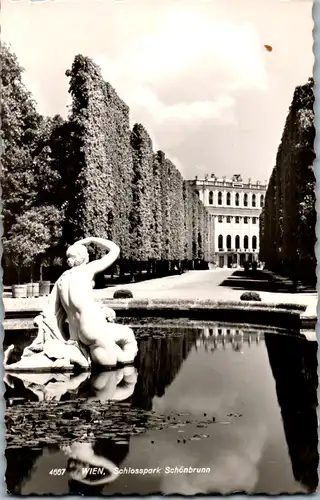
[[4, 320, 318, 496]]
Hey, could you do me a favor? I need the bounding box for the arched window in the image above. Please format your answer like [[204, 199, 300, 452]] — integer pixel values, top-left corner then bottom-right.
[[218, 235, 223, 250], [244, 193, 248, 207], [260, 194, 264, 207], [195, 190, 199, 197], [226, 235, 231, 250], [252, 235, 257, 250], [218, 191, 222, 205], [235, 193, 239, 206], [244, 235, 249, 250], [226, 192, 231, 206], [209, 191, 213, 205], [235, 235, 240, 249], [252, 194, 256, 207]]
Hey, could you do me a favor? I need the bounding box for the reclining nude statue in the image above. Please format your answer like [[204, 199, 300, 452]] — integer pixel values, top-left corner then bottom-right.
[[4, 237, 138, 372]]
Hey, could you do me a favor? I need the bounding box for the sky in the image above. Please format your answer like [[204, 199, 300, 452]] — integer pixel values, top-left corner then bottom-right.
[[2, 0, 314, 182]]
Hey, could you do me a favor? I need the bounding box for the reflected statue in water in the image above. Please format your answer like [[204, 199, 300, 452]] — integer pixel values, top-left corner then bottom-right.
[[4, 238, 138, 372], [5, 366, 138, 403], [5, 367, 137, 495]]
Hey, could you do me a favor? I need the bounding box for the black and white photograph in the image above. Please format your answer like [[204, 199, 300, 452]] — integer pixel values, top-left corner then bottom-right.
[[2, 0, 318, 495]]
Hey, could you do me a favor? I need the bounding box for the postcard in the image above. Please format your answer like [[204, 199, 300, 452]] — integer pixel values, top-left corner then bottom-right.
[[2, 0, 317, 495]]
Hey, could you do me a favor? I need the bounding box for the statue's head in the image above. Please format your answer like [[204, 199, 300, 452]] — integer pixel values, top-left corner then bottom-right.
[[66, 244, 89, 268]]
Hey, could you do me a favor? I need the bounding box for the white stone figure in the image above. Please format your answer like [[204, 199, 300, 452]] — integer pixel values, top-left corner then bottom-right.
[[4, 237, 138, 371]]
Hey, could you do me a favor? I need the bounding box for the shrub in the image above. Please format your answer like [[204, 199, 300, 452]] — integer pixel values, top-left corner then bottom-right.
[[243, 261, 251, 272], [113, 289, 133, 299], [240, 291, 261, 301]]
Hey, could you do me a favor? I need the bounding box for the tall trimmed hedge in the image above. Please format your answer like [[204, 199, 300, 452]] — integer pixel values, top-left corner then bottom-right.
[[151, 151, 163, 264], [3, 50, 214, 284], [65, 55, 133, 260], [260, 78, 316, 284], [130, 124, 154, 262], [167, 159, 185, 262], [183, 182, 194, 262]]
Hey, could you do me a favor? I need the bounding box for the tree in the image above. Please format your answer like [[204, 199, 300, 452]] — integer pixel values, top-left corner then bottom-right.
[[130, 124, 154, 265], [260, 78, 316, 283], [183, 182, 194, 265], [1, 44, 42, 233], [3, 205, 63, 282], [65, 55, 134, 267], [157, 151, 172, 269], [167, 160, 184, 263], [151, 152, 163, 270]]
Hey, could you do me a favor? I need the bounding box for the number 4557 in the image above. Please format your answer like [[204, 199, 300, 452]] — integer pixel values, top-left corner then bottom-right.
[[49, 469, 66, 475]]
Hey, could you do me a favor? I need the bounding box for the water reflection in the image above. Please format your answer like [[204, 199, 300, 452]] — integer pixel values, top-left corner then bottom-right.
[[196, 326, 261, 353], [4, 325, 319, 495], [6, 367, 138, 495], [132, 328, 199, 410], [5, 367, 138, 403], [265, 333, 318, 493]]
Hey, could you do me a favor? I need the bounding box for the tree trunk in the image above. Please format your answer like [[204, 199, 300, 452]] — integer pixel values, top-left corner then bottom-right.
[[39, 261, 43, 282], [30, 263, 34, 283]]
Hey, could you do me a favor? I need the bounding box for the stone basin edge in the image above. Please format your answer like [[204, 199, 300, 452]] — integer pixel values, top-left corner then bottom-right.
[[3, 297, 315, 330]]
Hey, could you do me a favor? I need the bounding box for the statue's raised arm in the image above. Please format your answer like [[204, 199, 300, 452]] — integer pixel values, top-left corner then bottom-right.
[[72, 237, 120, 276]]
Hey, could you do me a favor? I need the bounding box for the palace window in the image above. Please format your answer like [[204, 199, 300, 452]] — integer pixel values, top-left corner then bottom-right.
[[235, 235, 240, 249], [252, 217, 257, 224], [244, 193, 248, 207], [226, 192, 231, 206], [209, 191, 213, 205], [244, 217, 248, 224], [226, 216, 231, 223], [218, 234, 223, 250], [252, 235, 257, 250], [252, 194, 256, 207], [218, 191, 222, 205], [218, 215, 223, 223], [195, 190, 199, 197], [235, 216, 240, 224], [244, 235, 249, 250], [235, 193, 240, 206], [260, 194, 264, 207], [226, 235, 232, 250]]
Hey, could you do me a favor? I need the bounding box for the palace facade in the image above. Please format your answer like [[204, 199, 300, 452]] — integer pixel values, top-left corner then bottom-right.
[[187, 174, 267, 267]]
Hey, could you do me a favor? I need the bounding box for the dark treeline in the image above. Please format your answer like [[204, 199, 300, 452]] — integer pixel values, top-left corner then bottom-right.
[[259, 78, 316, 285], [265, 333, 318, 493], [132, 329, 199, 410], [1, 46, 214, 285]]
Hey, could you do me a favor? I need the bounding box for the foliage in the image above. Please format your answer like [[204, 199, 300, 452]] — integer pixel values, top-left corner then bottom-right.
[[151, 152, 163, 261], [130, 124, 154, 262], [113, 289, 134, 299], [240, 291, 262, 302], [3, 49, 214, 284], [65, 55, 133, 260], [1, 43, 42, 232], [260, 78, 315, 283], [183, 182, 193, 261], [167, 159, 184, 261], [3, 205, 63, 275]]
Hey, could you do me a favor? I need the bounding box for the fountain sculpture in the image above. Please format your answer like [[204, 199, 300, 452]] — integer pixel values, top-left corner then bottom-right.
[[4, 237, 138, 372]]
